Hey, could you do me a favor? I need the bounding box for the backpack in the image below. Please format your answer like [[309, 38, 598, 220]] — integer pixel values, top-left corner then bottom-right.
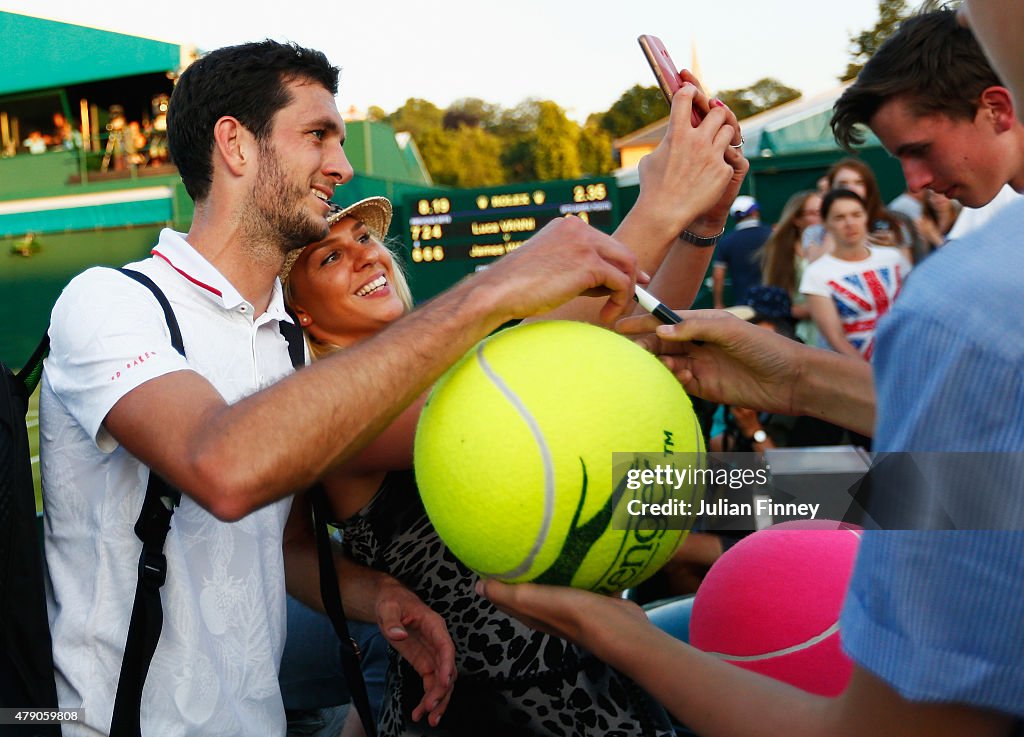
[[0, 329, 58, 736]]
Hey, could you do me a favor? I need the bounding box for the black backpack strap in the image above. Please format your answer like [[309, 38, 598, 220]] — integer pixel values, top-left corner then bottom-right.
[[279, 312, 306, 370], [108, 268, 184, 737], [287, 311, 376, 734], [116, 268, 185, 358], [14, 331, 51, 397], [309, 485, 379, 737]]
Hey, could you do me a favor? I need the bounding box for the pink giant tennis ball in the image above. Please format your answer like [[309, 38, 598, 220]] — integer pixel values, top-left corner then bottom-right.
[[689, 522, 862, 696]]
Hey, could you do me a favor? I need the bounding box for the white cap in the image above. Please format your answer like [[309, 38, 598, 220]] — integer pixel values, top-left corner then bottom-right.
[[731, 195, 760, 218]]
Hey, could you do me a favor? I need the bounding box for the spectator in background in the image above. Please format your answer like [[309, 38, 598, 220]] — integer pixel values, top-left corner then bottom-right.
[[48, 112, 79, 150], [712, 195, 772, 309], [23, 130, 47, 154], [758, 189, 822, 343], [146, 99, 170, 167], [127, 121, 147, 166], [799, 188, 911, 361], [101, 104, 130, 172], [945, 183, 1024, 240], [803, 158, 920, 263], [916, 189, 962, 254], [887, 187, 925, 220]]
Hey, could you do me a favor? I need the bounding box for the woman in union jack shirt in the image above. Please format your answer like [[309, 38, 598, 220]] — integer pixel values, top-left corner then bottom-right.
[[799, 188, 913, 361]]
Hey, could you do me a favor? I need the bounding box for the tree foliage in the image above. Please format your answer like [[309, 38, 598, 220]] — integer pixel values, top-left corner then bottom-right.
[[386, 98, 444, 140], [595, 85, 669, 139], [443, 97, 500, 130], [494, 99, 542, 181], [843, 0, 913, 80], [578, 124, 614, 176], [416, 125, 505, 187], [494, 99, 543, 137], [375, 87, 645, 185], [715, 78, 802, 120], [531, 101, 582, 181]]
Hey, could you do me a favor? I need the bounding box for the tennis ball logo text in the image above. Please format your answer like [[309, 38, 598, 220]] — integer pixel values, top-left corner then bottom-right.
[[531, 459, 675, 594], [592, 457, 681, 593], [602, 507, 671, 592]]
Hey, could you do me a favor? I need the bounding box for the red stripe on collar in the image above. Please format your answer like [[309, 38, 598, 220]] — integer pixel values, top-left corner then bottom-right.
[[152, 249, 224, 297]]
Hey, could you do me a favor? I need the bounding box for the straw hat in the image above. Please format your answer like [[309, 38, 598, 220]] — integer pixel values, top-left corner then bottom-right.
[[279, 196, 393, 287]]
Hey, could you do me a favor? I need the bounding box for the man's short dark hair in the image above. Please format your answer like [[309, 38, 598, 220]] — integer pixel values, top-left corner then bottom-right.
[[821, 188, 867, 220], [167, 40, 339, 202], [831, 9, 1002, 150]]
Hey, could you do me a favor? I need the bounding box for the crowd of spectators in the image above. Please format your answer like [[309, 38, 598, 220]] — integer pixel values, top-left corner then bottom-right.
[[11, 96, 169, 170]]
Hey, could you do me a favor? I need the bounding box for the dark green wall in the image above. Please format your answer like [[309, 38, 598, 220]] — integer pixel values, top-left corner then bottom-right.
[[744, 146, 907, 223]]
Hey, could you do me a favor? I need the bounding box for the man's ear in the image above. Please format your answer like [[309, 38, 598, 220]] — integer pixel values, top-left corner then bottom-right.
[[978, 86, 1017, 133], [212, 116, 253, 177]]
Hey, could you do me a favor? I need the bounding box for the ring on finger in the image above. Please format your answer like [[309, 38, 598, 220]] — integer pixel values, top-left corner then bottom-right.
[[729, 135, 745, 150]]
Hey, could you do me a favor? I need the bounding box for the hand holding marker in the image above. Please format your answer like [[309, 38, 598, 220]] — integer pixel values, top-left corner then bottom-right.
[[634, 285, 682, 325], [633, 285, 706, 345]]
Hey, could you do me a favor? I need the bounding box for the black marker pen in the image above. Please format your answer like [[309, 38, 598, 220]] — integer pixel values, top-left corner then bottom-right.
[[633, 285, 682, 325]]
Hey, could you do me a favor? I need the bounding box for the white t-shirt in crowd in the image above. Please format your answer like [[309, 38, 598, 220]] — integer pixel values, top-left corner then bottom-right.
[[41, 229, 298, 737], [947, 184, 1024, 241], [799, 245, 911, 359]]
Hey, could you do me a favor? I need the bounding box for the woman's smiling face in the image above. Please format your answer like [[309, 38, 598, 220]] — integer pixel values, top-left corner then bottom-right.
[[287, 216, 406, 347]]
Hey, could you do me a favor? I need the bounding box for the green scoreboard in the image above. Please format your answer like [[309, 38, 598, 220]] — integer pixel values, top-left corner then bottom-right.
[[399, 176, 620, 301]]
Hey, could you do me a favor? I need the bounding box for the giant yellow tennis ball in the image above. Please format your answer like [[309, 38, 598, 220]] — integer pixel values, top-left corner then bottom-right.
[[414, 320, 705, 593]]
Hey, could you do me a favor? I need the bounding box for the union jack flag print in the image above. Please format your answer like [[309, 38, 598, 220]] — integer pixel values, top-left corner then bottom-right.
[[827, 264, 904, 359]]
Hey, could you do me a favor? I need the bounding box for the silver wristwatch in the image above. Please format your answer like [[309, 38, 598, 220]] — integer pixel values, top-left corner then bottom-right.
[[680, 227, 726, 248]]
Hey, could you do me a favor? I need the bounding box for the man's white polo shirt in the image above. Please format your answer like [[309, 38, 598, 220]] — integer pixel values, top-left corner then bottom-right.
[[41, 229, 299, 737]]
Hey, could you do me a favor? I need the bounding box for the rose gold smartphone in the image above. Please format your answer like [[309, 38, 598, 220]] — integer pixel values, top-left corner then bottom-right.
[[638, 34, 705, 126]]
